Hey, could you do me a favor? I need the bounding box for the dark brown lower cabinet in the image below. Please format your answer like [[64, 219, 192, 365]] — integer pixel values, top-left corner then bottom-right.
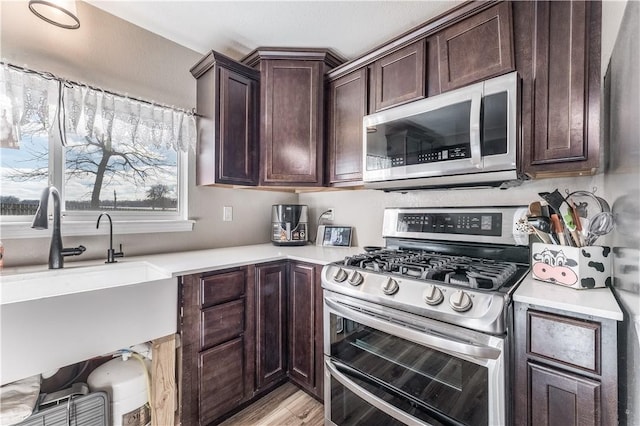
[[288, 262, 323, 399], [179, 261, 325, 425], [199, 338, 246, 424], [529, 362, 601, 426], [255, 262, 288, 391], [514, 302, 618, 426], [179, 267, 255, 426]]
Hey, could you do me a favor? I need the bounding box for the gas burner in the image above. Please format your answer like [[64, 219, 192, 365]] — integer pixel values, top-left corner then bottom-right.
[[339, 249, 521, 291]]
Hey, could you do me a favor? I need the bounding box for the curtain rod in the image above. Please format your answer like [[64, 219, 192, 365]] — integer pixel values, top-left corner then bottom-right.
[[1, 61, 202, 117]]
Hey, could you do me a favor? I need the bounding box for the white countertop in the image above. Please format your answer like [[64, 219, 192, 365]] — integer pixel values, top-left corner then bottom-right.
[[513, 272, 624, 321], [134, 243, 365, 276], [0, 243, 364, 305]]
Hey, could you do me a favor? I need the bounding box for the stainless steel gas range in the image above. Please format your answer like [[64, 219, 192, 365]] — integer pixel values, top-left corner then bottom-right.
[[322, 206, 530, 426]]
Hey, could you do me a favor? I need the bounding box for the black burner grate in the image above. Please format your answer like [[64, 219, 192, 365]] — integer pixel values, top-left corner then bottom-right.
[[341, 249, 522, 291]]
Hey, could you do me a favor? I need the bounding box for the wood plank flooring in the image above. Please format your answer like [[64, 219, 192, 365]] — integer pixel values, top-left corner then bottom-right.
[[219, 383, 324, 426]]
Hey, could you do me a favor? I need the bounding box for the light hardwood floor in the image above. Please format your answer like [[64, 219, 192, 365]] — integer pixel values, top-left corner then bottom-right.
[[218, 383, 324, 426]]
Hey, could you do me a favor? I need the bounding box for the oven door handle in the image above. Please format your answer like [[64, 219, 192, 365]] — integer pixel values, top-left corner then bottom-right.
[[326, 359, 434, 426], [325, 296, 501, 360]]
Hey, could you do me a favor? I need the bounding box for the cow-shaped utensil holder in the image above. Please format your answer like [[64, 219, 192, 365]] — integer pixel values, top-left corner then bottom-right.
[[531, 243, 612, 289]]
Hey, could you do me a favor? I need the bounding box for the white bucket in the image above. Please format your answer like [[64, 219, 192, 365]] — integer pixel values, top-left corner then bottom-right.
[[88, 356, 151, 426]]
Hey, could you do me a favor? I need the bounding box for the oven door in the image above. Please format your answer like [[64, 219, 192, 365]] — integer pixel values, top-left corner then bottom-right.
[[323, 291, 507, 426]]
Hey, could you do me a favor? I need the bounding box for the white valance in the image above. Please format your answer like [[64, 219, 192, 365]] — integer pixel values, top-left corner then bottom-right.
[[0, 63, 196, 152]]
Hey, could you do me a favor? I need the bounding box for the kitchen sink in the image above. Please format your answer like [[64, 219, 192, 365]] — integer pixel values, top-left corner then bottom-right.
[[1, 261, 177, 385], [1, 261, 171, 305]]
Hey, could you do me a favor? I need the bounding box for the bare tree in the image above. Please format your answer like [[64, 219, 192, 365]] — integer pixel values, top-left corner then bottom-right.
[[146, 184, 173, 210], [65, 134, 172, 208], [6, 133, 175, 209]]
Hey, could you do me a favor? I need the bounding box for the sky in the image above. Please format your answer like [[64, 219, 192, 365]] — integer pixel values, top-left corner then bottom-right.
[[0, 135, 178, 204]]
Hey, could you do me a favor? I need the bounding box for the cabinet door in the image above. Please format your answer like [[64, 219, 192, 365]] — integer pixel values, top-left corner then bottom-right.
[[327, 69, 367, 185], [199, 337, 245, 425], [255, 262, 287, 390], [288, 263, 316, 391], [372, 39, 426, 111], [434, 2, 514, 93], [179, 268, 252, 426], [529, 362, 600, 426], [193, 52, 259, 186], [217, 67, 259, 185], [261, 60, 324, 185], [519, 0, 601, 177]]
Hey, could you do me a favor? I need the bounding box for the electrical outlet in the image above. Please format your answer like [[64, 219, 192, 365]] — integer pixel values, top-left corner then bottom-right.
[[326, 208, 335, 221], [223, 206, 233, 222]]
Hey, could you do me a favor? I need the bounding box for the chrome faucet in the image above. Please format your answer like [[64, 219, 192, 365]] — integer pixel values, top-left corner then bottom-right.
[[96, 212, 124, 263], [31, 186, 86, 269]]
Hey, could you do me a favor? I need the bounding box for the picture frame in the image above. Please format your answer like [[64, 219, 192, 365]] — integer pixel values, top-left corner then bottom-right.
[[321, 226, 352, 247]]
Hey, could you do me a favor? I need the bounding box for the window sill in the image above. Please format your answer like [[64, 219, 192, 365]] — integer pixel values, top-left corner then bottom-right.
[[0, 219, 195, 239]]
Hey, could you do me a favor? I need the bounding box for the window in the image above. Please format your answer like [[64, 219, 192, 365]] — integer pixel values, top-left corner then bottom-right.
[[0, 63, 195, 237]]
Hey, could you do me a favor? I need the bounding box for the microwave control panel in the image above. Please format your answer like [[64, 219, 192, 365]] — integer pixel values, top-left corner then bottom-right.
[[397, 212, 502, 236], [387, 144, 470, 167]]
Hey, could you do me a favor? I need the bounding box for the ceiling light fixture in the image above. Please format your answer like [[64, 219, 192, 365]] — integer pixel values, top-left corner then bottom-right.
[[28, 0, 80, 30]]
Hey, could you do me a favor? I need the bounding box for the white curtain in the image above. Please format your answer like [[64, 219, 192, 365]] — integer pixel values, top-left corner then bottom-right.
[[0, 64, 58, 147], [0, 63, 196, 152]]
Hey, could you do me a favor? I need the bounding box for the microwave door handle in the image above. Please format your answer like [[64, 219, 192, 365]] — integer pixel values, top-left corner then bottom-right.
[[469, 91, 482, 168]]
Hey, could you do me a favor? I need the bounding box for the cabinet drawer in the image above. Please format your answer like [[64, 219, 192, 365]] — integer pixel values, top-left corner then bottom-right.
[[201, 299, 245, 350], [528, 310, 600, 373], [201, 269, 245, 307]]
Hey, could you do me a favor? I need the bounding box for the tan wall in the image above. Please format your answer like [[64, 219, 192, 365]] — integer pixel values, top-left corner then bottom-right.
[[0, 1, 296, 267]]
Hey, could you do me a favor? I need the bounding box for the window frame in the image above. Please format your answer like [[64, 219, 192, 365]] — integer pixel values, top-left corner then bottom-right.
[[0, 133, 193, 239]]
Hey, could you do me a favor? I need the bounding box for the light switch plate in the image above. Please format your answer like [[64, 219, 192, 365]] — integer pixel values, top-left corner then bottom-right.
[[223, 206, 233, 221]]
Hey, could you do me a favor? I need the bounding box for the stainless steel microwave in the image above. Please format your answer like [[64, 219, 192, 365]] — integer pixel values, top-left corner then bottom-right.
[[363, 71, 520, 190]]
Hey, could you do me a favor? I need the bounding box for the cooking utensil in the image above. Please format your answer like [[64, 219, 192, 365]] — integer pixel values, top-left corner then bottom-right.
[[539, 190, 575, 242], [527, 216, 551, 233], [585, 211, 614, 245], [518, 217, 553, 244], [566, 190, 609, 217], [538, 190, 567, 216], [526, 216, 554, 244], [550, 214, 566, 245], [528, 201, 543, 217]]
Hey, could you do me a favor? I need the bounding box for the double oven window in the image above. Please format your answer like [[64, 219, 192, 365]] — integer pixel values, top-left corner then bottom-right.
[[328, 314, 489, 426]]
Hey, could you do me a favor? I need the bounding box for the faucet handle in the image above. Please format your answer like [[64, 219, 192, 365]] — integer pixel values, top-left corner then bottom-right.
[[115, 243, 124, 258], [61, 245, 86, 257]]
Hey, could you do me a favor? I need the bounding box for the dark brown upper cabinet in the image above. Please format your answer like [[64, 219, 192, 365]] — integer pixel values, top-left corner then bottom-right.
[[190, 51, 259, 186], [516, 0, 601, 178], [371, 40, 426, 111], [433, 2, 514, 93], [326, 68, 368, 186], [243, 48, 344, 187]]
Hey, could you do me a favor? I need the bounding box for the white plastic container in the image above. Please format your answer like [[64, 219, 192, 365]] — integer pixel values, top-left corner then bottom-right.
[[88, 356, 151, 426]]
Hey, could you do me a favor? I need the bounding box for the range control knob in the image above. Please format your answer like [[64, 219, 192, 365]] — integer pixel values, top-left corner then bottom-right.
[[382, 278, 399, 295], [423, 285, 444, 305], [333, 268, 348, 283], [449, 290, 473, 312], [348, 271, 364, 286]]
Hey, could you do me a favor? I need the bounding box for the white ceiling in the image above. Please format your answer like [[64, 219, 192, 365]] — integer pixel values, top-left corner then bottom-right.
[[85, 1, 462, 61]]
